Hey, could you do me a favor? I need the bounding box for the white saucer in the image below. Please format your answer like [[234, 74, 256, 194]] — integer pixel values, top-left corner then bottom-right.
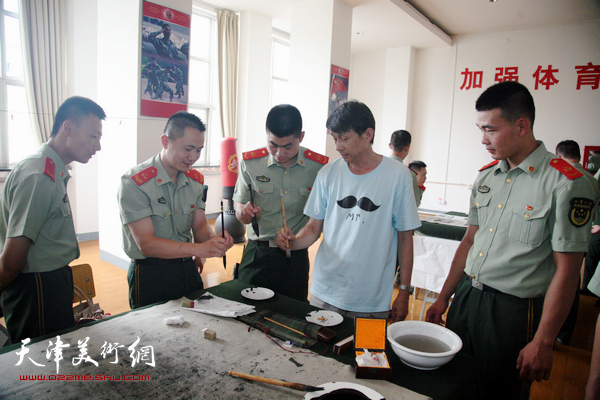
[[241, 287, 275, 300], [305, 310, 344, 327], [304, 382, 384, 400]]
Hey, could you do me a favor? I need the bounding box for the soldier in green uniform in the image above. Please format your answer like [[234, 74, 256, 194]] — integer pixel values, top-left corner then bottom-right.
[[389, 129, 421, 207], [148, 23, 180, 60], [554, 140, 600, 345], [389, 129, 421, 287], [143, 58, 161, 97], [426, 81, 596, 399], [118, 112, 233, 309], [232, 104, 328, 302], [154, 68, 174, 102], [169, 65, 184, 98], [0, 96, 105, 343]]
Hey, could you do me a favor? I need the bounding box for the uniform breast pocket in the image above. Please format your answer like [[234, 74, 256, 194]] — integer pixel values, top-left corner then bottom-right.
[[175, 207, 194, 236], [48, 202, 72, 238], [150, 202, 173, 238], [255, 182, 274, 212], [288, 186, 310, 214], [508, 204, 549, 247], [474, 195, 492, 224]]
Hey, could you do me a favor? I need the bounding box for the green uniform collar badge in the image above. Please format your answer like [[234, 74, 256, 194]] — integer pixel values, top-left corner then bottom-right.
[[256, 175, 270, 182], [158, 197, 167, 204], [478, 185, 491, 193], [569, 197, 594, 227]]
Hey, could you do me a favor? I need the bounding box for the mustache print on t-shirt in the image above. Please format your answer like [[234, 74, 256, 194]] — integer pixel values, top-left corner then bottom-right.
[[336, 196, 380, 212]]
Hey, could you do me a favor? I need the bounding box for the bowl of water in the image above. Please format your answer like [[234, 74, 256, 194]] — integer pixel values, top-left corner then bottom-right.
[[387, 321, 462, 370]]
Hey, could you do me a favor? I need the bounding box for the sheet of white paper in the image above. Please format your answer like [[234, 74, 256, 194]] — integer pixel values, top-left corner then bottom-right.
[[411, 235, 460, 293]]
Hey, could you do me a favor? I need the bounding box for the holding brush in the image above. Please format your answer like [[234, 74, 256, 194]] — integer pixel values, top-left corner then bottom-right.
[[232, 105, 328, 302]]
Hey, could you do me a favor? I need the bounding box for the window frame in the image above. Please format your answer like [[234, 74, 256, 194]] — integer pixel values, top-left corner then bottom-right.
[[270, 28, 290, 107], [0, 0, 34, 168], [189, 2, 221, 167]]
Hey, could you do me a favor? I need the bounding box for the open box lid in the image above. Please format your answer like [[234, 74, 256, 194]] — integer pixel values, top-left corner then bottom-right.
[[354, 318, 387, 351]]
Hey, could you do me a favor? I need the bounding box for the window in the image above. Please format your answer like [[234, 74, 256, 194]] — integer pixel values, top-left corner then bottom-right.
[[189, 3, 222, 166], [270, 29, 290, 107], [0, 0, 36, 167]]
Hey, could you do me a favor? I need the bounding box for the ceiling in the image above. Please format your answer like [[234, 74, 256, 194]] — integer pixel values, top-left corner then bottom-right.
[[205, 0, 600, 54]]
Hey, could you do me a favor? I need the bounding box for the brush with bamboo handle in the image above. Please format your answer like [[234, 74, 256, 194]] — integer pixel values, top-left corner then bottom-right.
[[280, 190, 291, 258], [264, 316, 309, 338], [228, 371, 324, 392]]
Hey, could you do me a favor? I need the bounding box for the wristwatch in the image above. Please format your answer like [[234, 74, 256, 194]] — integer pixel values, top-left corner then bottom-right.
[[398, 284, 414, 295]]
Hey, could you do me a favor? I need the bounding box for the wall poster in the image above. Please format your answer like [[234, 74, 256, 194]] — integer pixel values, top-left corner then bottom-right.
[[141, 1, 190, 118], [329, 65, 350, 116]]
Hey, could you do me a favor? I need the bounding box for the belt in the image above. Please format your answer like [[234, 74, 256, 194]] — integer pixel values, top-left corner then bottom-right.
[[133, 257, 192, 264], [249, 239, 279, 248], [465, 274, 504, 295]]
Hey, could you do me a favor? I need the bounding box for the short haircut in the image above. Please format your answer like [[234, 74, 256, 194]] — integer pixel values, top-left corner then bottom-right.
[[409, 160, 427, 171], [51, 96, 106, 137], [164, 111, 206, 139], [265, 104, 302, 138], [390, 130, 411, 152], [326, 100, 375, 144], [556, 140, 581, 159], [476, 81, 535, 129]]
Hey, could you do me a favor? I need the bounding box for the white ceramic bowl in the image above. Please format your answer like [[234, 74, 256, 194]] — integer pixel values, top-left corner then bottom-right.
[[387, 320, 462, 370]]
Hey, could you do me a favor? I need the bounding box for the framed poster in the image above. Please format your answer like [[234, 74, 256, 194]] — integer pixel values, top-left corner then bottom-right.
[[583, 145, 600, 173], [329, 65, 349, 116], [140, 1, 190, 118]]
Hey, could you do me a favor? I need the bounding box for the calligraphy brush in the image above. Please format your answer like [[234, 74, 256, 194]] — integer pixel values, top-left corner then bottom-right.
[[248, 183, 259, 236], [228, 371, 324, 392], [221, 199, 226, 269], [280, 190, 291, 259]]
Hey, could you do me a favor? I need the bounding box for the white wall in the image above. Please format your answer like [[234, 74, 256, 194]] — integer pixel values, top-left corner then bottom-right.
[[66, 0, 100, 240], [351, 18, 600, 213], [236, 11, 272, 153], [289, 0, 352, 161]]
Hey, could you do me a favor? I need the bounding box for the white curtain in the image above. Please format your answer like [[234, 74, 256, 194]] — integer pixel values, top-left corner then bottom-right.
[[216, 9, 239, 139], [19, 0, 66, 145]]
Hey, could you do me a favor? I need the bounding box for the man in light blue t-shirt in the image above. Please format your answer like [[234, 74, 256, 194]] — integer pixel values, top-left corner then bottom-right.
[[277, 101, 421, 322]]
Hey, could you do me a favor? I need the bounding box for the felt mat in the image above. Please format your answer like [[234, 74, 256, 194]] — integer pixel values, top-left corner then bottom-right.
[[0, 299, 429, 400]]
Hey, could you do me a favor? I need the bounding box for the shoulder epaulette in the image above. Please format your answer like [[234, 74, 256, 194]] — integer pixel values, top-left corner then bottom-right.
[[304, 149, 329, 165], [185, 168, 204, 184], [419, 186, 426, 192], [243, 148, 268, 161], [131, 166, 157, 186], [43, 157, 55, 182], [550, 158, 583, 180], [479, 160, 499, 172]]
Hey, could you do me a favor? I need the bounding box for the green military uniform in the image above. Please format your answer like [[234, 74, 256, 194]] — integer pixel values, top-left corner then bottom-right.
[[389, 155, 422, 207], [148, 30, 180, 60], [170, 66, 184, 98], [0, 144, 78, 342], [390, 155, 421, 286], [118, 154, 207, 309], [557, 162, 599, 344], [232, 147, 327, 301], [447, 142, 595, 399]]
